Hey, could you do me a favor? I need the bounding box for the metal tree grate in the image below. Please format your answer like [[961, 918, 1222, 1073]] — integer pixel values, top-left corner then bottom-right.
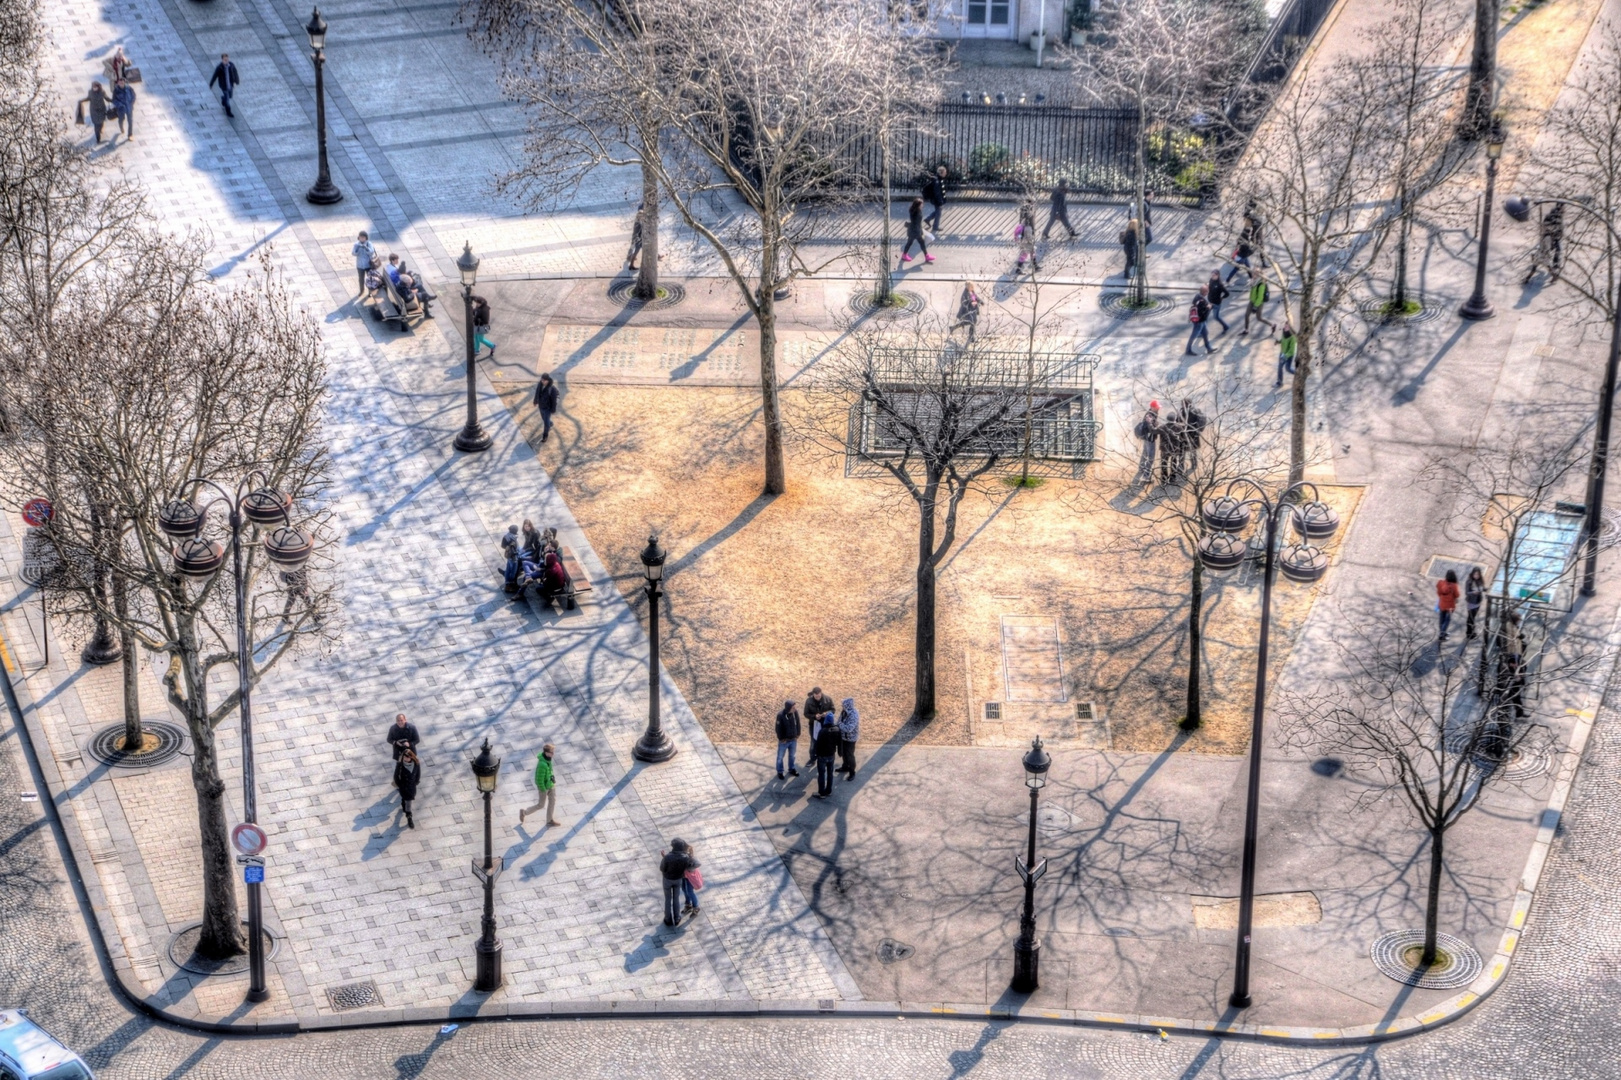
[[984, 702, 1003, 720], [1370, 930, 1483, 989], [327, 981, 382, 1012]]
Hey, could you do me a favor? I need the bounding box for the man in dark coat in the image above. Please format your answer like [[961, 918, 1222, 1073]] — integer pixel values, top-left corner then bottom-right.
[[922, 166, 947, 234], [534, 373, 560, 443], [1179, 398, 1207, 474], [208, 53, 240, 118], [111, 79, 136, 141], [386, 713, 420, 762], [775, 700, 801, 779], [803, 687, 835, 742], [1043, 179, 1076, 240], [394, 749, 421, 829], [659, 839, 697, 926], [79, 81, 110, 143], [811, 716, 841, 799]]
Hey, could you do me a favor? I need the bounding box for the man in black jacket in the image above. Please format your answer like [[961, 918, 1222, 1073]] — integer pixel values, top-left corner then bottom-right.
[[534, 373, 560, 443], [386, 713, 420, 788], [922, 166, 947, 234], [208, 53, 239, 118], [659, 839, 696, 926], [811, 718, 841, 799], [1043, 179, 1076, 240], [803, 687, 834, 742], [774, 700, 801, 779]]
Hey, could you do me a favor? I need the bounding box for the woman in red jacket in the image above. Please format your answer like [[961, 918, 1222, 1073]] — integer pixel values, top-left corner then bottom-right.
[[1436, 569, 1460, 642]]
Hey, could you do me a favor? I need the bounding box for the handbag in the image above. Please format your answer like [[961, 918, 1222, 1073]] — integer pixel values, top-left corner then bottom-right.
[[922, 228, 935, 244], [684, 867, 704, 890], [75, 100, 86, 125], [125, 66, 142, 84]]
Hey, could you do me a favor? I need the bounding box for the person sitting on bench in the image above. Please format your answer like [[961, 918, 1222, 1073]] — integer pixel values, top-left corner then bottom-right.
[[501, 525, 523, 592], [385, 254, 434, 318], [539, 551, 570, 602]]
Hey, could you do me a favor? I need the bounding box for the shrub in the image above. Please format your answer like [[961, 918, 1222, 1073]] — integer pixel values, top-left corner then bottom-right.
[[969, 141, 1011, 180]]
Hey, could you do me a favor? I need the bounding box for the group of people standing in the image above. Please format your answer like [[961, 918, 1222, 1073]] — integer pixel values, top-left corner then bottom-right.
[[775, 689, 860, 799], [1134, 398, 1207, 487]]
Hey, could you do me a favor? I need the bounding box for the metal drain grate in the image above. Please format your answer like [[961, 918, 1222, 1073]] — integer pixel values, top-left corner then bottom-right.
[[984, 702, 1002, 720], [1076, 702, 1094, 721], [326, 981, 382, 1012]]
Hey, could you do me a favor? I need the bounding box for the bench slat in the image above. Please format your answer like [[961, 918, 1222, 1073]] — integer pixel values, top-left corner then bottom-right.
[[560, 547, 593, 592]]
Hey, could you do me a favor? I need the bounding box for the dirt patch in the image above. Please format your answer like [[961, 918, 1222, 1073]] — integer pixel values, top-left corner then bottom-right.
[[498, 379, 1357, 752]]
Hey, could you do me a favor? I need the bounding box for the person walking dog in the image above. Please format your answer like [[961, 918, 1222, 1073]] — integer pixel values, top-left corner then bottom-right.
[[394, 748, 421, 829], [534, 373, 559, 443], [208, 53, 240, 117], [659, 839, 697, 926], [775, 699, 801, 779], [519, 743, 560, 826]]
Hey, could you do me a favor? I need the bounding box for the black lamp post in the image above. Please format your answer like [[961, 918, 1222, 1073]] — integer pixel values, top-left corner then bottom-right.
[[158, 475, 314, 1004], [1010, 736, 1051, 993], [1505, 193, 1621, 597], [452, 242, 493, 453], [632, 535, 675, 763], [303, 9, 342, 205], [1460, 118, 1507, 320], [1195, 482, 1339, 1008], [470, 738, 504, 992]]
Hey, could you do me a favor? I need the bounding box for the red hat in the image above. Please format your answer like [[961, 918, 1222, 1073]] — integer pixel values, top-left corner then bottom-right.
[[1149, 400, 1160, 410]]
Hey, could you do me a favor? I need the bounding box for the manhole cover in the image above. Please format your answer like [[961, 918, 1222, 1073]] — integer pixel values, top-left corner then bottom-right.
[[1370, 929, 1483, 989], [606, 280, 686, 310], [88, 722, 187, 768], [876, 939, 915, 964], [1357, 298, 1445, 325], [1098, 292, 1176, 319], [327, 980, 383, 1011], [848, 289, 926, 318], [167, 921, 279, 976]]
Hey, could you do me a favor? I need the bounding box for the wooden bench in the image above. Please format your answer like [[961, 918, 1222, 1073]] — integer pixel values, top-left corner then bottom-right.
[[368, 265, 434, 330], [559, 546, 593, 599]]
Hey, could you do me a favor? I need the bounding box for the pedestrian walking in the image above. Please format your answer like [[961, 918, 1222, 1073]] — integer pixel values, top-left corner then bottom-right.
[[1524, 204, 1565, 283], [803, 687, 835, 742], [1240, 272, 1277, 338], [386, 714, 419, 787], [208, 53, 239, 118], [680, 843, 703, 915], [1436, 568, 1460, 642], [1185, 286, 1216, 356], [626, 202, 644, 271], [1119, 220, 1140, 279], [1043, 179, 1076, 240], [1465, 566, 1486, 639], [394, 748, 421, 829], [950, 281, 981, 342], [811, 714, 841, 798], [1205, 272, 1231, 334], [922, 165, 947, 234], [836, 698, 860, 779], [352, 231, 377, 296], [775, 699, 802, 779], [1239, 203, 1266, 268], [471, 294, 496, 359], [659, 839, 696, 926], [1133, 400, 1161, 484], [900, 196, 934, 266], [111, 78, 135, 141], [519, 743, 560, 826], [106, 45, 131, 84], [1139, 192, 1155, 246], [533, 372, 559, 443], [77, 82, 110, 143], [1273, 324, 1298, 389], [1014, 202, 1040, 274], [1224, 238, 1256, 284]]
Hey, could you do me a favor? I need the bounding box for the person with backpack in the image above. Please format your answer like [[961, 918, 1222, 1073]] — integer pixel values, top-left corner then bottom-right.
[[471, 294, 495, 359], [1205, 272, 1231, 334], [1240, 272, 1277, 338], [1274, 325, 1298, 389], [1185, 286, 1216, 356], [775, 699, 801, 780]]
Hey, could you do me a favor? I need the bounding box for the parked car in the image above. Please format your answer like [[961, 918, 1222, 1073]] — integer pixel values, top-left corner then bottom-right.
[[0, 1011, 93, 1080]]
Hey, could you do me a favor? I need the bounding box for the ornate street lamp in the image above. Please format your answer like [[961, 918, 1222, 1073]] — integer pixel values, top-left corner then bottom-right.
[[1460, 117, 1507, 320], [453, 242, 492, 453], [469, 738, 504, 991], [1505, 192, 1621, 597], [632, 535, 675, 762], [1196, 481, 1338, 1008], [304, 8, 342, 205], [1010, 736, 1051, 993], [158, 475, 313, 1004]]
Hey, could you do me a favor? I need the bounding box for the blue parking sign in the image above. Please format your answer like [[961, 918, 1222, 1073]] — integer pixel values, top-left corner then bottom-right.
[[244, 864, 265, 884]]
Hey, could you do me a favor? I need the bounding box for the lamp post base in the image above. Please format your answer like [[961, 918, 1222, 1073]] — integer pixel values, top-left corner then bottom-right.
[[1011, 936, 1040, 993], [81, 632, 122, 667], [454, 425, 493, 453], [632, 730, 676, 763], [1229, 990, 1252, 1009], [1459, 295, 1495, 321], [474, 937, 503, 992], [306, 179, 344, 205]]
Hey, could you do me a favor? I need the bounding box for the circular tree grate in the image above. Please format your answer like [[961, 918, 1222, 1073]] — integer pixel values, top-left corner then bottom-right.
[[1370, 929, 1483, 989], [168, 921, 279, 976], [1357, 298, 1446, 325], [1476, 741, 1552, 782], [848, 290, 926, 318], [1599, 507, 1621, 551], [1099, 292, 1176, 319], [88, 721, 187, 768], [606, 280, 686, 310]]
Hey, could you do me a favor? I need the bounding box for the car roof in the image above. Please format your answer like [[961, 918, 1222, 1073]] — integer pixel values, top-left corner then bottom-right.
[[0, 1010, 86, 1073]]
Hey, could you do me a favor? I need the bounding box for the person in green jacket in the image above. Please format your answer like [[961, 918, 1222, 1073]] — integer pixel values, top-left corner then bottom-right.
[[1240, 271, 1277, 338], [519, 743, 560, 827], [1275, 324, 1298, 389]]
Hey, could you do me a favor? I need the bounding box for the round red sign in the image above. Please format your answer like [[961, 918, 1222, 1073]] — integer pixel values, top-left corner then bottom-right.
[[21, 498, 52, 528], [231, 822, 268, 857]]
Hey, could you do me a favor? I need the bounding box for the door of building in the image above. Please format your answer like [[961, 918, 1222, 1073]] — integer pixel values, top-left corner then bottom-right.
[[960, 0, 1016, 39]]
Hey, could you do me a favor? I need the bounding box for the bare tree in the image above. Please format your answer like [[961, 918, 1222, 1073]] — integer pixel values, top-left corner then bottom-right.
[[1463, 0, 1499, 140], [1, 244, 334, 959], [465, 0, 667, 301], [1283, 619, 1578, 967], [799, 321, 1031, 721]]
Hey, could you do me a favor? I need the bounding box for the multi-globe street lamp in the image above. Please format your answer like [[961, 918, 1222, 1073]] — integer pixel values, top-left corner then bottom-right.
[[1195, 481, 1339, 1008], [1459, 117, 1507, 321], [304, 8, 342, 206], [632, 535, 675, 763], [470, 738, 504, 992], [453, 242, 493, 453], [1010, 736, 1051, 994], [1504, 193, 1621, 598], [158, 474, 314, 1004]]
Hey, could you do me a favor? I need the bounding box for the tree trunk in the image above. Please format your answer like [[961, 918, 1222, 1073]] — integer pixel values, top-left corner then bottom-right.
[[1422, 824, 1445, 966], [112, 573, 141, 750], [1462, 0, 1499, 139], [915, 480, 939, 720], [190, 716, 243, 958], [1134, 102, 1149, 306], [82, 503, 122, 666], [1392, 188, 1412, 311], [634, 153, 660, 301], [757, 243, 786, 496], [1182, 554, 1203, 730], [878, 136, 894, 303], [1288, 274, 1316, 485]]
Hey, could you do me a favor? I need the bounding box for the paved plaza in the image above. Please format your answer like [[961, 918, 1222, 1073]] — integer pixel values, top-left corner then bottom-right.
[[6, 0, 1621, 1073]]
